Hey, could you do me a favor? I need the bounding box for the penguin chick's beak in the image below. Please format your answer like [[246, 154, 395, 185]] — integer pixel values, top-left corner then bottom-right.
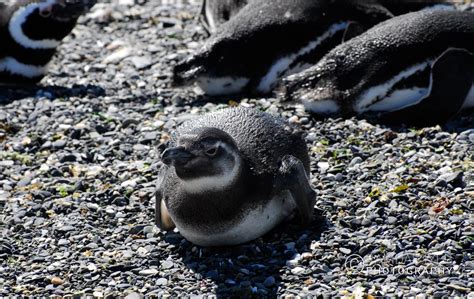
[[161, 147, 195, 166]]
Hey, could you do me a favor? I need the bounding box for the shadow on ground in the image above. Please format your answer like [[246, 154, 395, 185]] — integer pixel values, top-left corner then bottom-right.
[[189, 94, 474, 134], [0, 84, 105, 105], [361, 109, 474, 133], [164, 211, 328, 298]]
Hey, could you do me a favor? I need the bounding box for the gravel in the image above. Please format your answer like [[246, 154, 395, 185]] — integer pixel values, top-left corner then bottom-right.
[[0, 0, 473, 297]]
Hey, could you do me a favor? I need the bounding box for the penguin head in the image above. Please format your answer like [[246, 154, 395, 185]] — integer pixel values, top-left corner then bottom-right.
[[172, 54, 206, 87], [10, 0, 96, 48], [283, 64, 341, 101], [161, 127, 243, 193], [172, 40, 253, 96]]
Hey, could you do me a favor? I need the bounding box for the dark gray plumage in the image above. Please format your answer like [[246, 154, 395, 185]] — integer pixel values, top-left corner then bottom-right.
[[155, 108, 315, 246], [283, 10, 474, 125], [174, 0, 393, 96]]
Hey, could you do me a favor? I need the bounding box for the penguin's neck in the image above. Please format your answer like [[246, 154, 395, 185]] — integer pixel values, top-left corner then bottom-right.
[[8, 0, 61, 50], [179, 155, 244, 195], [0, 0, 78, 83]]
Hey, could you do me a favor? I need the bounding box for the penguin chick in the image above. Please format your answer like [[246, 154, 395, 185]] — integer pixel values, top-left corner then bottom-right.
[[283, 10, 474, 126], [0, 0, 96, 85], [155, 108, 316, 246], [174, 0, 393, 96]]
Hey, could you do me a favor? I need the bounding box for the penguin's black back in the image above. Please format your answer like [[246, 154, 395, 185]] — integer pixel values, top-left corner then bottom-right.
[[316, 10, 474, 92], [174, 107, 310, 175], [199, 0, 392, 80]]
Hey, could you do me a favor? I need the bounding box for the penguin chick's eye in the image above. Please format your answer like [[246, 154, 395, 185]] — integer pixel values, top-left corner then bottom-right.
[[205, 147, 218, 157]]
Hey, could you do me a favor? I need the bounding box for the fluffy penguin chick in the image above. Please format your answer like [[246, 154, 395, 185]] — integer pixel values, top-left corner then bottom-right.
[[155, 108, 316, 246], [174, 0, 393, 96], [0, 0, 96, 84], [283, 10, 474, 125]]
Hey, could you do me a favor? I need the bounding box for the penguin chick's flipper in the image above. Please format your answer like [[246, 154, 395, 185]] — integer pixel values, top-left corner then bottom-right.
[[275, 155, 316, 225], [382, 48, 474, 126], [155, 166, 176, 231]]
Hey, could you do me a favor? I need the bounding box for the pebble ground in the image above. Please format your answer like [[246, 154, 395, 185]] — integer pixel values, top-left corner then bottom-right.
[[0, 0, 473, 297]]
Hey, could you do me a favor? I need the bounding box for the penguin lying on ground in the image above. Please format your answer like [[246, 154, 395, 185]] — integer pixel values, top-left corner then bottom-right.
[[155, 108, 316, 246], [199, 0, 249, 34], [0, 0, 96, 85], [174, 0, 393, 96], [283, 10, 474, 126]]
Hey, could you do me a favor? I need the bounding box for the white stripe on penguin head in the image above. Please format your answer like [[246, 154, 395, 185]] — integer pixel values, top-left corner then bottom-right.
[[9, 0, 61, 49], [180, 142, 242, 194]]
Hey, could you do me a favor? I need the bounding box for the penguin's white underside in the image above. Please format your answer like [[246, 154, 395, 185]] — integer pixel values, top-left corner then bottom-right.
[[355, 61, 432, 112], [0, 57, 48, 77], [302, 99, 340, 114], [366, 87, 430, 112], [9, 0, 61, 50], [196, 76, 250, 96], [176, 190, 296, 246]]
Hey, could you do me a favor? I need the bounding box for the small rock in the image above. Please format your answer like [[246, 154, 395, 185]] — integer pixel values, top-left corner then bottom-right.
[[125, 292, 142, 299], [263, 276, 275, 287], [161, 260, 174, 269], [387, 216, 397, 224], [156, 278, 168, 286], [139, 269, 158, 276], [339, 248, 351, 255], [51, 277, 64, 285], [131, 56, 152, 70], [291, 267, 305, 275]]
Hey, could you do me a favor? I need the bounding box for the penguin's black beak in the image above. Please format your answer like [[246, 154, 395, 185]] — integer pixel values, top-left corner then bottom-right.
[[172, 56, 205, 87], [161, 147, 195, 166]]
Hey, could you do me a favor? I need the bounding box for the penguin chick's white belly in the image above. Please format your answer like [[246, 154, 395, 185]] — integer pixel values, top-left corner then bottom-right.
[[176, 191, 297, 246], [461, 84, 474, 110], [196, 76, 250, 96]]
